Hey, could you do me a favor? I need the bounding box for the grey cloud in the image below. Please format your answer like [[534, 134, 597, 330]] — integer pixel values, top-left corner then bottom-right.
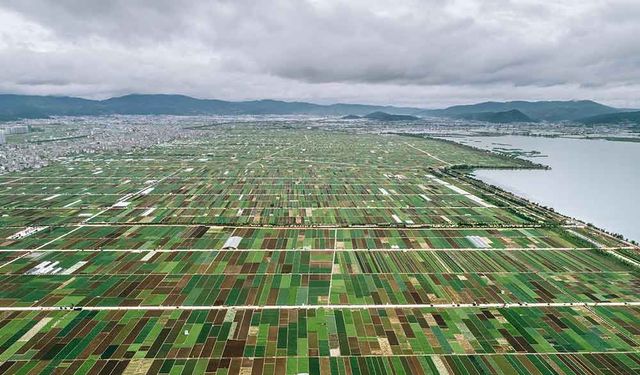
[[0, 0, 638, 107]]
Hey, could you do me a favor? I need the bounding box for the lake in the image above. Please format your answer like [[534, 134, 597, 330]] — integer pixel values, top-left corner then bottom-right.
[[451, 135, 640, 242]]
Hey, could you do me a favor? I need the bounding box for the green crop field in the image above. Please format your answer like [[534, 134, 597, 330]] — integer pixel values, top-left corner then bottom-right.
[[0, 123, 638, 374]]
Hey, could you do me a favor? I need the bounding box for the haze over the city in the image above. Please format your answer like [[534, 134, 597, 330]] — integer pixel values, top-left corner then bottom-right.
[[1, 0, 639, 108]]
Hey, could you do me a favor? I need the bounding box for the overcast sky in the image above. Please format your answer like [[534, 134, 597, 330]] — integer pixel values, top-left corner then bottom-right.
[[0, 0, 639, 108]]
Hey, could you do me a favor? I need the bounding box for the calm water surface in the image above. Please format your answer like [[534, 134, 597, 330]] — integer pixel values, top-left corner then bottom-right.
[[455, 135, 640, 242]]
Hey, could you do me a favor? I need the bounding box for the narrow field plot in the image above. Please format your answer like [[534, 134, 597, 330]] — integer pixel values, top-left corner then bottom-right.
[[0, 209, 103, 229], [335, 248, 631, 274], [10, 225, 603, 251], [0, 307, 637, 364], [2, 353, 639, 375], [0, 273, 332, 308], [0, 270, 636, 308], [329, 272, 638, 305], [92, 205, 534, 226], [0, 250, 334, 276]]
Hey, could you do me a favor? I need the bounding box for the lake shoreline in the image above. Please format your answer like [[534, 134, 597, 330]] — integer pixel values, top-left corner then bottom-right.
[[447, 135, 640, 243]]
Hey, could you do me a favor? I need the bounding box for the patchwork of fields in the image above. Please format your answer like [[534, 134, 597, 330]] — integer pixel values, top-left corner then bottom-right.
[[0, 125, 638, 374]]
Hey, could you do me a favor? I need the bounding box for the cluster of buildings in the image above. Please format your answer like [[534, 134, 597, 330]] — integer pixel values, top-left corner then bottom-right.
[[0, 125, 30, 145], [0, 116, 214, 174]]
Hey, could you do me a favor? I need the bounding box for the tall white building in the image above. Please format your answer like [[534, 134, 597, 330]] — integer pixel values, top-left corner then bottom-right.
[[8, 126, 28, 135]]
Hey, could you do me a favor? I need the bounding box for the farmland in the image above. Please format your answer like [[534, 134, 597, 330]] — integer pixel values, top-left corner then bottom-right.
[[0, 122, 638, 374]]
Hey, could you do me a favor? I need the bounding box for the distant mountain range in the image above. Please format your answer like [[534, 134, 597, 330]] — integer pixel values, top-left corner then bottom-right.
[[578, 111, 640, 125], [0, 94, 636, 124], [451, 109, 535, 123], [341, 112, 421, 121], [420, 100, 620, 122], [0, 94, 420, 121]]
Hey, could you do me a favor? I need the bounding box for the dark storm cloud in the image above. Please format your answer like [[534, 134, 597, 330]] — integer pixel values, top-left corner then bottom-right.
[[0, 0, 639, 107]]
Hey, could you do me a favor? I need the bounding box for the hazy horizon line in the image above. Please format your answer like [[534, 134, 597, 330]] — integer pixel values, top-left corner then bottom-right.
[[2, 91, 630, 111]]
